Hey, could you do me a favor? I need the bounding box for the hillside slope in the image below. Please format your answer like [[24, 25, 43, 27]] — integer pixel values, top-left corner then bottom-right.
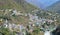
[[0, 0, 39, 24], [0, 0, 39, 12]]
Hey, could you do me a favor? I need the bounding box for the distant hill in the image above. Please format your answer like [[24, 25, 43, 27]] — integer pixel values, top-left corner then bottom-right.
[[46, 1, 60, 13]]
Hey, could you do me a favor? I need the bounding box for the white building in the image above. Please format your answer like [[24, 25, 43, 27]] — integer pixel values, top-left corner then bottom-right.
[[11, 9, 23, 16], [44, 31, 51, 35], [4, 20, 8, 28]]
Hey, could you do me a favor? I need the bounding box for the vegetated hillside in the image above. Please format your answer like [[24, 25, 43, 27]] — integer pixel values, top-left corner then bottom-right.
[[0, 0, 60, 24], [0, 0, 19, 9], [0, 0, 39, 12], [46, 1, 60, 13], [13, 0, 39, 12]]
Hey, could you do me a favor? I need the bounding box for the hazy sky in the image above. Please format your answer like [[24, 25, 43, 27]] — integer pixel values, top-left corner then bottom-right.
[[26, 0, 59, 8], [37, 0, 59, 5]]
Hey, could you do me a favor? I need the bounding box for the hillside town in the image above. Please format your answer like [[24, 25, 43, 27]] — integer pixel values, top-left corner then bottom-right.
[[0, 9, 60, 35]]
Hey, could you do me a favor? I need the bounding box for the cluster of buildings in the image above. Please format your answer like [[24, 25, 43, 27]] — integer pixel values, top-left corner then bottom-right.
[[0, 9, 59, 35]]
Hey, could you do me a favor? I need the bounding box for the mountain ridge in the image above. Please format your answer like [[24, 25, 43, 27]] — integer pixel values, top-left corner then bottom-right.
[[46, 1, 60, 13]]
